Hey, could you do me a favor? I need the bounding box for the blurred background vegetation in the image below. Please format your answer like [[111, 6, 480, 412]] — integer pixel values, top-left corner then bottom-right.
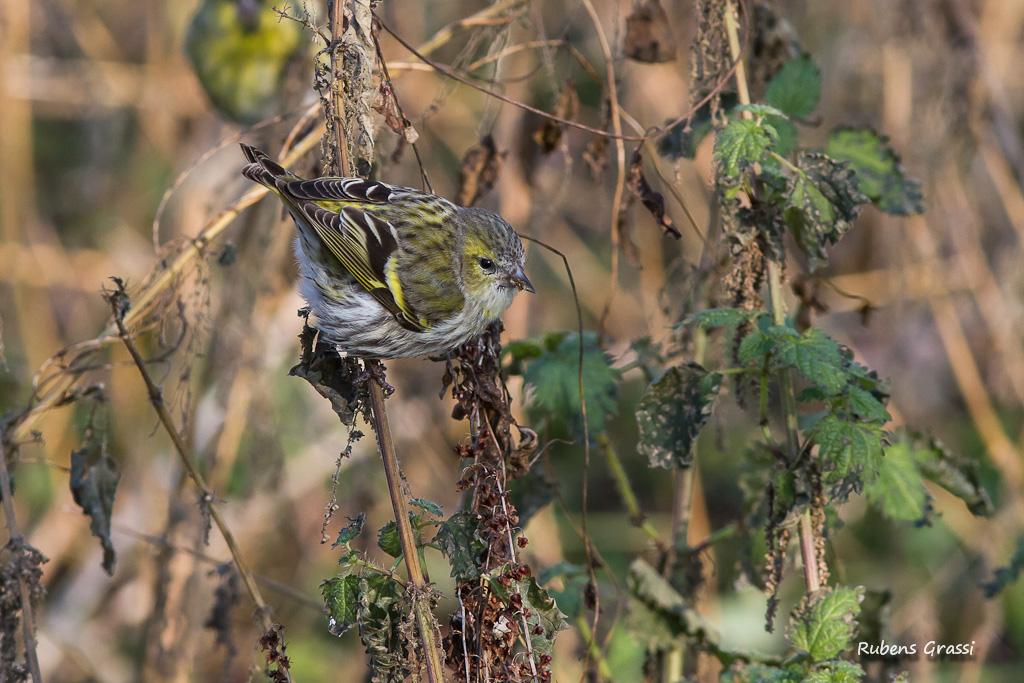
[[1, 0, 1024, 680]]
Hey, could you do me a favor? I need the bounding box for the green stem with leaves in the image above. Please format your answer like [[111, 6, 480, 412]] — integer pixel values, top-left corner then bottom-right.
[[724, 0, 821, 594]]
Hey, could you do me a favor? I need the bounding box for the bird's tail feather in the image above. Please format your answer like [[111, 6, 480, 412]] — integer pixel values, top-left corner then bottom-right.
[[240, 143, 294, 189]]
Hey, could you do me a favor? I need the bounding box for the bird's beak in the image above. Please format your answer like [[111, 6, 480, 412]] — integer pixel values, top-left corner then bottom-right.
[[509, 265, 535, 293]]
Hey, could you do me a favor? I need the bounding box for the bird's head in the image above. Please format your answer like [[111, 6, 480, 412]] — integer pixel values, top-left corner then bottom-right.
[[460, 208, 533, 318]]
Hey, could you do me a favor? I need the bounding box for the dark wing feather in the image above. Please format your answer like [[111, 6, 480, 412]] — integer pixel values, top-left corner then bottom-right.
[[286, 177, 395, 204], [240, 144, 451, 331]]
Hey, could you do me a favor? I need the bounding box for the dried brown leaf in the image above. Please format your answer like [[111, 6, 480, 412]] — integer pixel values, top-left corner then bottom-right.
[[584, 135, 609, 178], [627, 149, 682, 239], [534, 80, 578, 153], [373, 81, 419, 144], [458, 135, 507, 207]]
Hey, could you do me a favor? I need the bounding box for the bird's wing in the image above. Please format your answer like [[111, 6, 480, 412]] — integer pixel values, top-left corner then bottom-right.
[[284, 178, 460, 332]]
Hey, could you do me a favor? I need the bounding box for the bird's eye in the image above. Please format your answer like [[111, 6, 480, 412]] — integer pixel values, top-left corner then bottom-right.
[[478, 257, 495, 272]]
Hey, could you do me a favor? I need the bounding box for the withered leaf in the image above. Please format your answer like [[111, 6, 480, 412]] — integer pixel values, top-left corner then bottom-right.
[[625, 0, 677, 64], [373, 81, 419, 143], [458, 135, 507, 207], [534, 80, 578, 153], [627, 149, 682, 239], [584, 135, 609, 178]]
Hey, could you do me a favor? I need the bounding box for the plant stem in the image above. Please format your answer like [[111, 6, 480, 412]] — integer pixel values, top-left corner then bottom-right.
[[574, 615, 614, 679], [799, 510, 821, 593], [365, 361, 446, 682], [766, 263, 801, 460], [324, 0, 444, 675], [599, 434, 664, 548], [581, 0, 626, 337], [328, 0, 350, 175], [723, 0, 821, 595], [0, 439, 43, 683], [110, 299, 275, 633]]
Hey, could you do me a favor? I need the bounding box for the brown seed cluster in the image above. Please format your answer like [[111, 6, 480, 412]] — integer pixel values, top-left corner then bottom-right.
[[441, 322, 551, 681]]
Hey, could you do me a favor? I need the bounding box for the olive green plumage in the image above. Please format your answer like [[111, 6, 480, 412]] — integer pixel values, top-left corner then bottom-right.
[[186, 0, 307, 124], [241, 144, 533, 358]]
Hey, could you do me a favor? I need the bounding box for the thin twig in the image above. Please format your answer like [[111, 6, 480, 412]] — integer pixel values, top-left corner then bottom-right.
[[107, 287, 275, 633], [619, 108, 704, 242], [414, 0, 527, 57], [329, 0, 351, 174], [494, 477, 541, 682], [376, 11, 747, 145], [371, 32, 433, 192], [151, 103, 320, 251], [577, 0, 622, 673], [598, 433, 665, 548], [364, 364, 446, 681], [11, 125, 324, 447], [113, 524, 323, 610]]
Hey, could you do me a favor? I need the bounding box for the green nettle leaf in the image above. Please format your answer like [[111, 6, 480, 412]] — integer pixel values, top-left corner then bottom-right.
[[785, 152, 869, 271], [434, 511, 485, 581], [803, 660, 865, 683], [333, 513, 366, 547], [766, 55, 822, 118], [815, 414, 850, 458], [627, 599, 682, 653], [684, 307, 757, 329], [815, 415, 884, 479], [867, 442, 931, 522], [358, 573, 408, 678], [737, 329, 773, 364], [768, 115, 799, 157], [69, 439, 121, 575], [770, 326, 846, 395], [789, 585, 863, 662], [627, 559, 716, 652], [904, 430, 994, 516], [715, 119, 780, 176], [797, 386, 831, 403], [636, 363, 722, 468], [521, 332, 620, 436], [321, 574, 360, 636], [502, 337, 546, 367], [510, 466, 555, 529], [846, 423, 885, 480], [410, 498, 442, 517], [377, 521, 402, 558], [519, 577, 569, 656], [735, 103, 788, 118], [825, 127, 924, 215], [538, 562, 589, 619], [847, 385, 891, 423]]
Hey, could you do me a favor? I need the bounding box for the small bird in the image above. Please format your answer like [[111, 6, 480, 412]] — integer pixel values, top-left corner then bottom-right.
[[241, 144, 533, 358]]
